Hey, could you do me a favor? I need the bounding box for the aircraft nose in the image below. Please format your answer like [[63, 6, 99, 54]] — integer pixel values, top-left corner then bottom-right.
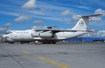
[[1, 34, 9, 42], [2, 35, 9, 38]]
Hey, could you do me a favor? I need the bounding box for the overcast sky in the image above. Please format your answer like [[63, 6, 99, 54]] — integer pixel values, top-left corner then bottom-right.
[[0, 0, 105, 37]]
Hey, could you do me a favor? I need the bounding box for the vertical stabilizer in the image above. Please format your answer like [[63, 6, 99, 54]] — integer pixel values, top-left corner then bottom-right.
[[71, 14, 102, 30]]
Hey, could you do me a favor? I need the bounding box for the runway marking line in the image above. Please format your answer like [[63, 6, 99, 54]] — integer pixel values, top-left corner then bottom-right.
[[22, 51, 29, 55], [38, 57, 70, 68]]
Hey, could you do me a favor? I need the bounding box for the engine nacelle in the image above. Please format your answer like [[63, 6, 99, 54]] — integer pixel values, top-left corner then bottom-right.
[[31, 32, 40, 37], [32, 31, 53, 38], [31, 31, 44, 37], [39, 31, 53, 38]]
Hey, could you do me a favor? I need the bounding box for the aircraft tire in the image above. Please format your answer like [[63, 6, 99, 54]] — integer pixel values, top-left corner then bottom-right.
[[52, 42, 56, 44], [10, 42, 14, 44], [20, 42, 24, 44]]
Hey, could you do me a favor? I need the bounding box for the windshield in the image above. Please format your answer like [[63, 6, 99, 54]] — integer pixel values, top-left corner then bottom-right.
[[5, 31, 12, 34]]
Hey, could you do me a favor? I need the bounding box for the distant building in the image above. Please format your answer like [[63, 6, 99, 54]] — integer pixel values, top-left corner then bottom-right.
[[65, 37, 105, 42]]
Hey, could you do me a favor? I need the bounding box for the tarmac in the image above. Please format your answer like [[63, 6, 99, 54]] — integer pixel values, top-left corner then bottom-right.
[[0, 42, 105, 68]]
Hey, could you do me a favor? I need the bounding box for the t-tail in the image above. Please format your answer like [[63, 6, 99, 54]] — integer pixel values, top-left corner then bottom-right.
[[71, 14, 102, 30]]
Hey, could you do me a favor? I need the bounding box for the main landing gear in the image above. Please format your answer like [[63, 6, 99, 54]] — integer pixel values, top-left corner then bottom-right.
[[42, 41, 56, 44]]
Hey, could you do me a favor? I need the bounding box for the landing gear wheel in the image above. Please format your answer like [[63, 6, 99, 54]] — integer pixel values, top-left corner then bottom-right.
[[52, 42, 56, 44], [20, 42, 24, 44], [10, 42, 14, 44]]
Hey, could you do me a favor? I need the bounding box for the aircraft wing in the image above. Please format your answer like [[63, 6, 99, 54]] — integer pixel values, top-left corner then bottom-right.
[[34, 29, 91, 33]]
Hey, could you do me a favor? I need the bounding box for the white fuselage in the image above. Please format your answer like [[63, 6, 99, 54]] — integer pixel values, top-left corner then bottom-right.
[[2, 30, 87, 43]]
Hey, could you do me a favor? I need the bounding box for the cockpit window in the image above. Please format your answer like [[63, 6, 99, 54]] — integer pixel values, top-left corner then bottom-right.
[[5, 32, 12, 34]]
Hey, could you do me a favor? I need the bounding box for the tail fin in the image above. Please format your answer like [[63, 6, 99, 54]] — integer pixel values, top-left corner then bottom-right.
[[71, 14, 102, 30]]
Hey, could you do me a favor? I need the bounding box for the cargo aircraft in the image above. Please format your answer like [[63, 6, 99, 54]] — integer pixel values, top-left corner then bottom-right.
[[1, 14, 102, 44]]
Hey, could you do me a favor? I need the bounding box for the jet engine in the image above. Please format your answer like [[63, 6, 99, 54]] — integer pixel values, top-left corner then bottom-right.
[[31, 31, 53, 38], [39, 31, 53, 38], [31, 31, 43, 37], [31, 32, 40, 37]]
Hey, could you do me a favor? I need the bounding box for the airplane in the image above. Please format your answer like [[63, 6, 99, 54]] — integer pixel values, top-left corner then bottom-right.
[[1, 14, 102, 44]]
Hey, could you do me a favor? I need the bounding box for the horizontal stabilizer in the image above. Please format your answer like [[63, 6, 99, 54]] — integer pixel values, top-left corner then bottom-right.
[[81, 14, 102, 17]]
